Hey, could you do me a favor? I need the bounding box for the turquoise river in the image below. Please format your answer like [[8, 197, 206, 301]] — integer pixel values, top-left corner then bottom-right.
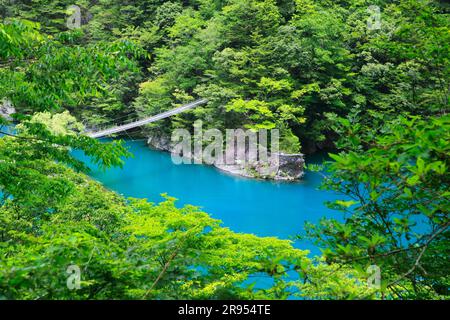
[[77, 139, 342, 256]]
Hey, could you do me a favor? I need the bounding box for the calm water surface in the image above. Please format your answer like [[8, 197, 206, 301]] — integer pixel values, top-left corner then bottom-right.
[[77, 139, 342, 256]]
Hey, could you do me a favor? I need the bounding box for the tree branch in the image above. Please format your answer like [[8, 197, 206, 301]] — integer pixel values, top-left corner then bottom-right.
[[388, 222, 449, 287]]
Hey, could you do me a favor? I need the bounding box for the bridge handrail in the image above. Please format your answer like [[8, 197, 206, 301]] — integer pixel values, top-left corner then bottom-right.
[[88, 98, 208, 138]]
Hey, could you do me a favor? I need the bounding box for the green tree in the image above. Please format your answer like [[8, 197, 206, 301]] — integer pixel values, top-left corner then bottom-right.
[[0, 155, 374, 299], [305, 115, 449, 299]]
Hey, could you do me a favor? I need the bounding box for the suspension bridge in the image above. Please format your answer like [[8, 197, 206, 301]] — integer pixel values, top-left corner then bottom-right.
[[87, 99, 208, 138]]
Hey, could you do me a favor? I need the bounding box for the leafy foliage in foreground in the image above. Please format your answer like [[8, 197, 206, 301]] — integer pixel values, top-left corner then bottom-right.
[[0, 112, 130, 210], [0, 18, 144, 126], [0, 0, 448, 300], [0, 154, 376, 299], [305, 115, 450, 299], [0, 22, 375, 299]]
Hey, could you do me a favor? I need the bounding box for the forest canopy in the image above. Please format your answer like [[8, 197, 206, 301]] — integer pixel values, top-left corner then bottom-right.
[[0, 0, 448, 300]]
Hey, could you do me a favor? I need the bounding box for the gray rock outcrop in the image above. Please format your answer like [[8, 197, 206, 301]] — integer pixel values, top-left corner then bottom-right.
[[146, 133, 304, 181]]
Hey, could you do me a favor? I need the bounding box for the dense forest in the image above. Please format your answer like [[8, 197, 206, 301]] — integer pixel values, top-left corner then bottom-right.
[[0, 0, 449, 300]]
